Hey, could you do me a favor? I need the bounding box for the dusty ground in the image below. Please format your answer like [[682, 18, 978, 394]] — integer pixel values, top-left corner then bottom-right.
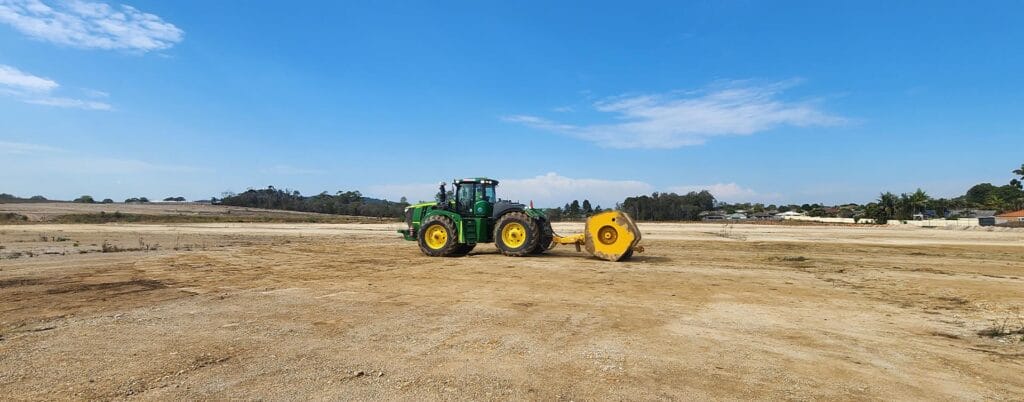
[[1, 222, 1022, 400], [0, 202, 386, 223]]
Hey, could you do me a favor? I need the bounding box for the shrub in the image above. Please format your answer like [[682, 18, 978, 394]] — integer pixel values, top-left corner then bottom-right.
[[1, 213, 29, 223]]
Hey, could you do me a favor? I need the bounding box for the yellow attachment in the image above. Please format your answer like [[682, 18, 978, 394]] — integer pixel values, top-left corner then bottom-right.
[[501, 222, 528, 248], [423, 224, 448, 250], [584, 210, 641, 261], [551, 211, 643, 261], [552, 233, 585, 245]]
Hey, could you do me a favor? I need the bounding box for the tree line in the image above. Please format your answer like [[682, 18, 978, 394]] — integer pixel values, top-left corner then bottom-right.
[[543, 163, 1024, 223], [543, 191, 717, 222], [857, 164, 1023, 223], [219, 186, 408, 218], [4, 163, 1022, 223], [543, 199, 606, 221]]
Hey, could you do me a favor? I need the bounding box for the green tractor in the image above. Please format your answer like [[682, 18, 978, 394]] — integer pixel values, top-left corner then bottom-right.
[[398, 177, 643, 261], [398, 177, 553, 257]]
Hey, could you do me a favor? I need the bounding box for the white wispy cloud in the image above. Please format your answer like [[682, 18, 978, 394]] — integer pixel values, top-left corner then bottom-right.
[[0, 64, 112, 110], [367, 173, 653, 207], [81, 88, 109, 98], [0, 0, 183, 52], [367, 173, 780, 207], [499, 172, 652, 206], [259, 164, 327, 175], [364, 182, 438, 203], [24, 96, 111, 110], [48, 156, 202, 173], [0, 140, 64, 154], [0, 140, 200, 173], [505, 80, 845, 149], [0, 63, 57, 92], [667, 182, 779, 203]]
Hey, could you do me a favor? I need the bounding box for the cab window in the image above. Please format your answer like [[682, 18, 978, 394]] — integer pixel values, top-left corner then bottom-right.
[[458, 184, 475, 212]]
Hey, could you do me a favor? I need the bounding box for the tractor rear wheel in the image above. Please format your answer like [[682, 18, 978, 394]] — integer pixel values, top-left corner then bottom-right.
[[531, 218, 553, 254], [494, 212, 540, 257], [417, 215, 460, 257]]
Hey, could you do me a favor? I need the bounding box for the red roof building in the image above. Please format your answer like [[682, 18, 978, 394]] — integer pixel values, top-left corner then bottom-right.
[[995, 209, 1024, 223], [997, 210, 1024, 218]]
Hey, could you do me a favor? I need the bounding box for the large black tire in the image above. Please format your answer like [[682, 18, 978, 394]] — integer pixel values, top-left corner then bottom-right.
[[417, 215, 460, 257], [531, 218, 553, 254], [453, 243, 476, 256], [494, 212, 541, 257]]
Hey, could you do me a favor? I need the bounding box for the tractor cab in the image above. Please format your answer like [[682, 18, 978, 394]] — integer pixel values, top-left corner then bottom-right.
[[453, 178, 497, 217]]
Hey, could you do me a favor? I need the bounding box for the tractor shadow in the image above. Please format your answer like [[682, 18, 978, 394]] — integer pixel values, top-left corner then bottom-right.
[[625, 255, 672, 264]]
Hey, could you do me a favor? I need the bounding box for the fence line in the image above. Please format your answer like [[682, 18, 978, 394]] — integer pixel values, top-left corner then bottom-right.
[[782, 216, 979, 227]]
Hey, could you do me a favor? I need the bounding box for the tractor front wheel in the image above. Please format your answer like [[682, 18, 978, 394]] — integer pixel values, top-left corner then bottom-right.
[[417, 215, 460, 257], [494, 212, 540, 257]]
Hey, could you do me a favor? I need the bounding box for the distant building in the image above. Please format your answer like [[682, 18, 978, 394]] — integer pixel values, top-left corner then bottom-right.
[[699, 211, 725, 221], [776, 211, 805, 217], [946, 209, 997, 219], [995, 210, 1024, 224], [726, 213, 748, 220]]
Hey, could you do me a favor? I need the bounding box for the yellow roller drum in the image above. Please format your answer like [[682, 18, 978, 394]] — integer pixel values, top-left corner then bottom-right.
[[583, 210, 642, 261]]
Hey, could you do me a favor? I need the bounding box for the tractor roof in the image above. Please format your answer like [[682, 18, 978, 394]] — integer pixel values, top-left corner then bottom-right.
[[455, 177, 499, 185]]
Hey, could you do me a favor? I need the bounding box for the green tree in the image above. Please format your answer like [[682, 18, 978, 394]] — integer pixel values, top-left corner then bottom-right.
[[73, 195, 95, 203], [568, 200, 581, 219], [1011, 163, 1024, 189], [965, 183, 997, 206], [871, 192, 899, 223], [545, 207, 563, 222], [582, 199, 593, 216], [218, 186, 407, 218], [907, 188, 930, 216], [985, 193, 1004, 210], [618, 191, 717, 221]]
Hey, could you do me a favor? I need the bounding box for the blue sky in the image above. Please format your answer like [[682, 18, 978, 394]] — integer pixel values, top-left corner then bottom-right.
[[1, 1, 1022, 207]]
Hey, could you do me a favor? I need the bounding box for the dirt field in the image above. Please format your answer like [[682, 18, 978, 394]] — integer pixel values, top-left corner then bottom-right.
[[1, 222, 1022, 400]]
